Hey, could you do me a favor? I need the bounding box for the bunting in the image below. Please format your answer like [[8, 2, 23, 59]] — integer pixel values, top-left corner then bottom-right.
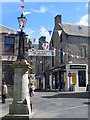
[[48, 30, 52, 36], [78, 26, 82, 30], [57, 49, 59, 54], [23, 11, 31, 15], [33, 38, 36, 42], [21, 4, 24, 9], [58, 30, 62, 36]]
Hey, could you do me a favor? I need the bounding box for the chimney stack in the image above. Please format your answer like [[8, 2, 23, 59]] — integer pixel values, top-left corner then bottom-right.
[[55, 15, 62, 27]]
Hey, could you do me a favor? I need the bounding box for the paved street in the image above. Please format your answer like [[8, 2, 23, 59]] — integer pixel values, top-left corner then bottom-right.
[[33, 92, 89, 118], [0, 92, 89, 119]]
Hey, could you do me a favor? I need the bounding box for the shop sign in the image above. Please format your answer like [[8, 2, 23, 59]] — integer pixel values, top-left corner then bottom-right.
[[72, 73, 76, 84], [0, 55, 17, 61], [64, 72, 67, 84], [70, 65, 86, 69], [28, 49, 55, 56]]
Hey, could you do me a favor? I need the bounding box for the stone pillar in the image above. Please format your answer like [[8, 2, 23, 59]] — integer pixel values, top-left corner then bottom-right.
[[2, 60, 33, 120]]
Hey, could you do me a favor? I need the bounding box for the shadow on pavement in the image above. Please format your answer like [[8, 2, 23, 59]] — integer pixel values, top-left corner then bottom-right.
[[41, 92, 90, 99]]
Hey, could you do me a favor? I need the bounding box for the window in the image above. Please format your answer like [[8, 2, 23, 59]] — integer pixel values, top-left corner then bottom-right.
[[2, 63, 14, 85], [61, 48, 63, 63], [5, 37, 14, 53], [60, 33, 62, 42]]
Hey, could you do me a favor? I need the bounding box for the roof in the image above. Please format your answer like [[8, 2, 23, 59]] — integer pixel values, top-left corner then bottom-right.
[[58, 22, 89, 37], [0, 24, 16, 34]]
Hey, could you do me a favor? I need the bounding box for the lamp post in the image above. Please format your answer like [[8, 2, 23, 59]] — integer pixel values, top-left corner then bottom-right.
[[17, 13, 27, 60]]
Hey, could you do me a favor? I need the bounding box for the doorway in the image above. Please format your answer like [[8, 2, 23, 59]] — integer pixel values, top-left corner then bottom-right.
[[78, 70, 86, 87]]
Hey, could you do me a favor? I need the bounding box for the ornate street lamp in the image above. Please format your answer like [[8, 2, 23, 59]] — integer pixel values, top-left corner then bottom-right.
[[17, 13, 27, 60]]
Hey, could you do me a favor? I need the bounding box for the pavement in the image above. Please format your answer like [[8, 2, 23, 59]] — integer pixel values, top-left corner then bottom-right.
[[0, 91, 90, 119]]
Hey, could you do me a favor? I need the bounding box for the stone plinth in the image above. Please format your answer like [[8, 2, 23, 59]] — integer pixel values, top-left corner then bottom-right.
[[1, 59, 33, 120]]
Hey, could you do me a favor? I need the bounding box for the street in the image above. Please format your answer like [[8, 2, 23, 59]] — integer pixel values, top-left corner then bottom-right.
[[0, 92, 89, 119]]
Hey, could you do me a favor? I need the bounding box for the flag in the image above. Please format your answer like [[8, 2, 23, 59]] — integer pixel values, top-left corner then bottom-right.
[[6, 34, 8, 37], [20, 0, 24, 3], [8, 56, 10, 61], [57, 49, 59, 54], [66, 52, 68, 57], [21, 4, 24, 9], [39, 29, 42, 33], [50, 46, 52, 50], [74, 55, 76, 59], [63, 52, 65, 56], [69, 54, 71, 58], [79, 56, 81, 60], [12, 56, 14, 61], [23, 11, 31, 16], [33, 38, 36, 42], [39, 40, 40, 44], [78, 26, 82, 30], [46, 44, 49, 49], [58, 30, 62, 36], [48, 30, 52, 36]]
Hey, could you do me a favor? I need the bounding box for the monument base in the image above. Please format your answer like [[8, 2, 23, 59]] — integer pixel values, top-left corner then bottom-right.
[[1, 112, 34, 120]]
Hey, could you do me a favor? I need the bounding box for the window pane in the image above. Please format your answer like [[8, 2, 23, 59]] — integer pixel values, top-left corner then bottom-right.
[[5, 37, 14, 53], [10, 38, 14, 44], [5, 37, 10, 44]]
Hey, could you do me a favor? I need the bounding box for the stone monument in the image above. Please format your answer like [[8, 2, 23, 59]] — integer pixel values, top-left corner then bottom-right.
[[1, 12, 34, 120]]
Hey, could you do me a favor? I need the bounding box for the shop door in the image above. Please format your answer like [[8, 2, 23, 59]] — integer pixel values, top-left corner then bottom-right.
[[78, 70, 86, 87]]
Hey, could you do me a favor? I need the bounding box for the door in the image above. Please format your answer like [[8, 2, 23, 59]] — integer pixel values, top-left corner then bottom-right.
[[78, 70, 86, 87]]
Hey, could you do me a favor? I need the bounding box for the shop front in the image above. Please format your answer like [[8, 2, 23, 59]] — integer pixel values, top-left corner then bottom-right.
[[49, 64, 66, 90], [35, 73, 46, 90], [66, 64, 88, 92]]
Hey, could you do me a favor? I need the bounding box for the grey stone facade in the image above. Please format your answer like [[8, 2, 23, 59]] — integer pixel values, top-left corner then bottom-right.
[[48, 15, 89, 90]]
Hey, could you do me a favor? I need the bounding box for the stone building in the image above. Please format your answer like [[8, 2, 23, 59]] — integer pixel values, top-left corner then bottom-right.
[[0, 24, 28, 97], [35, 36, 50, 90], [48, 15, 89, 92]]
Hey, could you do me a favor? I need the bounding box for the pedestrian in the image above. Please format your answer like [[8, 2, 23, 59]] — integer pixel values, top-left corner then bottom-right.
[[57, 81, 61, 91], [2, 82, 8, 103], [29, 83, 34, 113]]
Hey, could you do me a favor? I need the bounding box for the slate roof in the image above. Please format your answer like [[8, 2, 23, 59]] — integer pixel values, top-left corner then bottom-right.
[[0, 24, 16, 34], [58, 22, 89, 37]]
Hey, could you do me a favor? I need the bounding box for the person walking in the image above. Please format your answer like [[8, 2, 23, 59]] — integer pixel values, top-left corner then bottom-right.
[[2, 82, 8, 103], [57, 81, 61, 91], [29, 83, 34, 113]]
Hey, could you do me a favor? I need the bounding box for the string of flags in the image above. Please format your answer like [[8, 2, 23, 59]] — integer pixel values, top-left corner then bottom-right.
[[37, 40, 87, 60]]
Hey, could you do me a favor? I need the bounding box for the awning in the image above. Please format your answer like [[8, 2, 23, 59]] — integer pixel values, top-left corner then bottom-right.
[[49, 64, 66, 73], [35, 73, 45, 79]]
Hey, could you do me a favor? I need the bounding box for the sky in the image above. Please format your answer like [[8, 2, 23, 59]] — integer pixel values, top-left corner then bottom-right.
[[0, 1, 89, 44]]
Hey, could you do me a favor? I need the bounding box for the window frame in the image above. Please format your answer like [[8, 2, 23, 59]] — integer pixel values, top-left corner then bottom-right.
[[4, 36, 15, 53]]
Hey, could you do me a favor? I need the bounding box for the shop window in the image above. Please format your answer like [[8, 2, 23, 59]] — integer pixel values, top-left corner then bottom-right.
[[78, 70, 86, 87], [5, 37, 14, 53], [2, 63, 14, 85]]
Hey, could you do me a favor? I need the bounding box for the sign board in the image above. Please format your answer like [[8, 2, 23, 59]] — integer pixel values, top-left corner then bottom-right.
[[0, 55, 17, 61], [64, 72, 67, 84], [72, 73, 77, 84], [28, 49, 55, 56], [70, 65, 86, 69]]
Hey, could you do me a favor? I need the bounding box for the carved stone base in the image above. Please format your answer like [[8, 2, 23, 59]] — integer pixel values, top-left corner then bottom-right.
[[1, 112, 34, 120]]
